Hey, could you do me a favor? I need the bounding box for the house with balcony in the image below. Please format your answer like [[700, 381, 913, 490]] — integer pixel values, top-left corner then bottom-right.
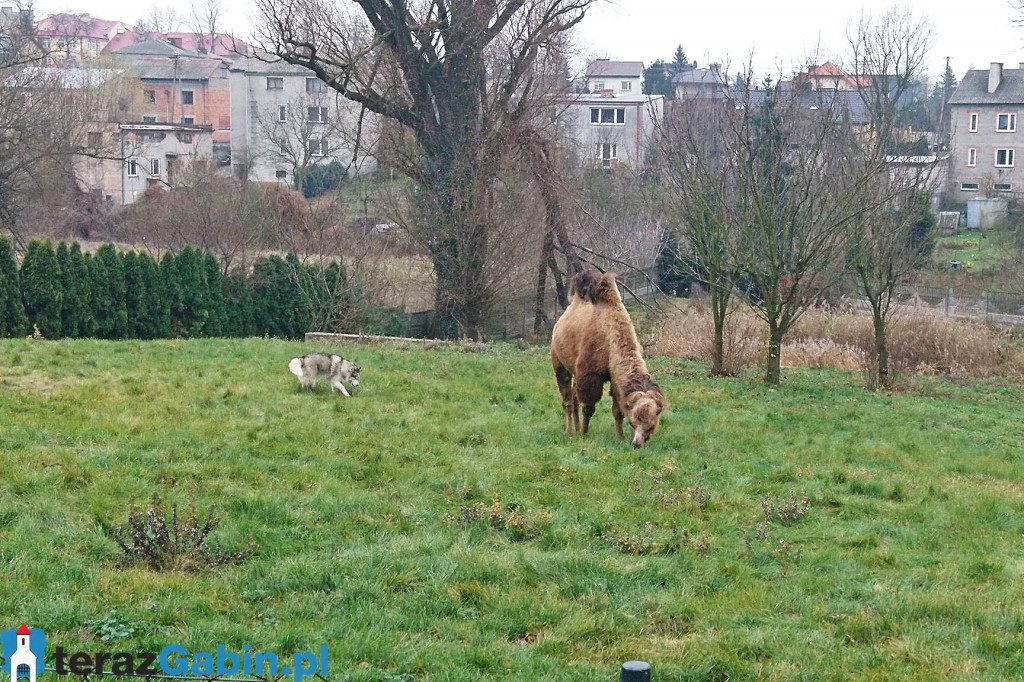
[[112, 40, 233, 167], [947, 62, 1024, 198]]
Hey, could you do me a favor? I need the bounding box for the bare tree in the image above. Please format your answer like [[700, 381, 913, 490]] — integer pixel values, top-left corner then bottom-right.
[[134, 5, 185, 34], [189, 0, 222, 54], [846, 8, 936, 388], [658, 98, 744, 375], [252, 91, 363, 196], [256, 0, 597, 338]]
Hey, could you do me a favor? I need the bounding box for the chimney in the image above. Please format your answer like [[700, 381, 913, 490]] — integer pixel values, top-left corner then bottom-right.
[[989, 62, 1003, 93]]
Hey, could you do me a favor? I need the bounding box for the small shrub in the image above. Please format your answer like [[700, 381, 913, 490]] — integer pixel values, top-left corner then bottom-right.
[[761, 491, 810, 525], [110, 499, 253, 572], [442, 499, 550, 541], [603, 522, 686, 556]]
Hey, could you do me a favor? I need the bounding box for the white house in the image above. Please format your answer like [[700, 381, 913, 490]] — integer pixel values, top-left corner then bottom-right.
[[585, 59, 644, 95]]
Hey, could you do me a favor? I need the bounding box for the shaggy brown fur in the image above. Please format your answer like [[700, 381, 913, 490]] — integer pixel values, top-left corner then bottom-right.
[[550, 270, 667, 448]]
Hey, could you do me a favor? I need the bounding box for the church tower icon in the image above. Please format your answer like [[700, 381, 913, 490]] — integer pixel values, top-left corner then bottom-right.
[[9, 624, 37, 682]]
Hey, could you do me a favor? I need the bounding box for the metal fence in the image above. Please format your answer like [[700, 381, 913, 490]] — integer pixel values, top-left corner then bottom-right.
[[851, 283, 1024, 326]]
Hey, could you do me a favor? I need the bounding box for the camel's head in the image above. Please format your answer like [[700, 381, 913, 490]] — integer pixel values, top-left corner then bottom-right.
[[624, 388, 667, 448]]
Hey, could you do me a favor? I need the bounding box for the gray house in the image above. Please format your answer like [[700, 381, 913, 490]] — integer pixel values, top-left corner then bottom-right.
[[948, 62, 1024, 196], [228, 54, 378, 188], [552, 92, 664, 169]]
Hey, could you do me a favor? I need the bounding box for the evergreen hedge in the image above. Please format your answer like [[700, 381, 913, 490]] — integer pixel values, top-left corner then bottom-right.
[[0, 240, 394, 341]]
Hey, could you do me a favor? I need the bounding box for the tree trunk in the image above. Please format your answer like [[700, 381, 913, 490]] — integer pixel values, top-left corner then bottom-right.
[[534, 230, 553, 335], [709, 281, 731, 376], [872, 304, 890, 389], [765, 320, 784, 384]]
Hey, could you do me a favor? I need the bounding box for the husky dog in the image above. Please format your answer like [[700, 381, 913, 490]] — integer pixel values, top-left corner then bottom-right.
[[288, 353, 361, 396]]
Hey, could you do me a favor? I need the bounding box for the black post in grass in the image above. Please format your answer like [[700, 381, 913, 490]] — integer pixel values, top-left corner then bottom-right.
[[621, 660, 651, 681]]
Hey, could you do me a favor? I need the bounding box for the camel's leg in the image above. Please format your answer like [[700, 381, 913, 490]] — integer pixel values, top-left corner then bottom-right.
[[554, 363, 576, 434], [612, 392, 625, 439], [575, 373, 604, 435]]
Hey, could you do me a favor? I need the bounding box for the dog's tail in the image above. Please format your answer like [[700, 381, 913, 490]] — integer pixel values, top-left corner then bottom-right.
[[288, 358, 304, 378]]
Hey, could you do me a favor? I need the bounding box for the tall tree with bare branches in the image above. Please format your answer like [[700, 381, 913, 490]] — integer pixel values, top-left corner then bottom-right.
[[256, 0, 596, 337], [846, 7, 936, 388]]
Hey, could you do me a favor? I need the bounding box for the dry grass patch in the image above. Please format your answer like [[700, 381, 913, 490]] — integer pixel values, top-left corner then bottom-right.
[[654, 298, 1024, 380]]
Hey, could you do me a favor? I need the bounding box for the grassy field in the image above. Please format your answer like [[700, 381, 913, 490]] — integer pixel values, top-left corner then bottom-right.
[[2, 338, 1024, 680]]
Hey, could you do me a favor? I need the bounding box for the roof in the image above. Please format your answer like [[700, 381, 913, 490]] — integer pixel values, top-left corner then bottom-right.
[[2, 66, 125, 88], [552, 92, 664, 105], [104, 31, 251, 56], [35, 13, 126, 40], [227, 53, 316, 76], [16, 624, 30, 635], [119, 122, 213, 132], [116, 53, 226, 81], [586, 59, 644, 78], [673, 67, 727, 87], [114, 39, 201, 58], [948, 66, 1024, 105], [804, 61, 873, 89], [734, 87, 873, 124]]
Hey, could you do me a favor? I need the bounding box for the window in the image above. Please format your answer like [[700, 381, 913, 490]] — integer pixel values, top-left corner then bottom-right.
[[275, 170, 288, 179], [590, 107, 625, 125], [998, 113, 1017, 132], [151, 158, 160, 175], [307, 106, 328, 123], [597, 142, 617, 167], [142, 115, 157, 123], [592, 81, 605, 91], [87, 132, 102, 147], [621, 80, 632, 91], [308, 138, 329, 156], [278, 105, 287, 122], [181, 116, 195, 125], [306, 77, 326, 93], [180, 90, 194, 105], [960, 182, 979, 191], [267, 77, 284, 90], [969, 112, 979, 132], [968, 148, 977, 167], [996, 148, 1015, 167], [144, 89, 155, 104], [994, 182, 1013, 191], [178, 133, 193, 144], [127, 159, 138, 177], [168, 37, 182, 48]]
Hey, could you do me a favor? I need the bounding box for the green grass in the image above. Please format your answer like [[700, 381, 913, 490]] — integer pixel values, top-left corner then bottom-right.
[[932, 229, 1017, 274], [3, 338, 1024, 680]]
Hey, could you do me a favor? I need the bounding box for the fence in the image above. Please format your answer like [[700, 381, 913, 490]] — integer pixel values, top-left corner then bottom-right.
[[390, 268, 660, 340], [846, 283, 1024, 327]]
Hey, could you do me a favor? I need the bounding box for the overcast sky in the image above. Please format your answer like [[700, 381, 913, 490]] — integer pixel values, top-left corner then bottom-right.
[[36, 0, 1024, 81]]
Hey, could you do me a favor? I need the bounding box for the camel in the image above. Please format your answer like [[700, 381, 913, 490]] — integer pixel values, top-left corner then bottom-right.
[[550, 270, 667, 448]]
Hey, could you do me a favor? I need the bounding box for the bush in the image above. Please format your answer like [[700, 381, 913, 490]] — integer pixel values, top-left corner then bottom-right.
[[297, 161, 348, 199], [109, 499, 253, 573], [0, 236, 28, 337], [20, 240, 63, 338]]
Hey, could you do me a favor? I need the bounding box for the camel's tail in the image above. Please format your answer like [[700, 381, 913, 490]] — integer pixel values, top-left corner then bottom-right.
[[569, 270, 620, 305]]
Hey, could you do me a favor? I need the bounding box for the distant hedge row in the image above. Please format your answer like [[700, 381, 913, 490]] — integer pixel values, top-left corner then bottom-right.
[[0, 237, 363, 340]]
